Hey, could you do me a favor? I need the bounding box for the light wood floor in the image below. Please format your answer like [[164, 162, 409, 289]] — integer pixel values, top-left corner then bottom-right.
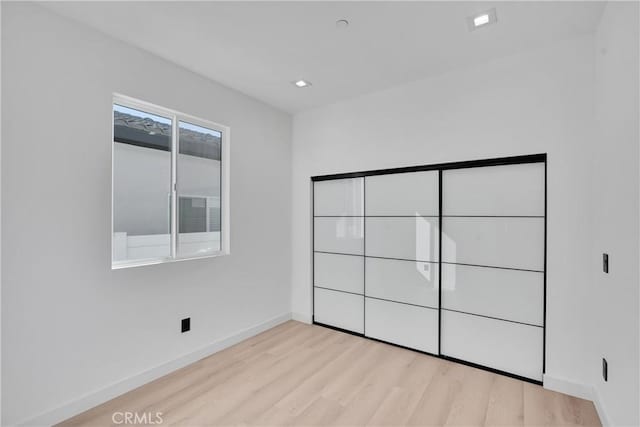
[[59, 321, 601, 427]]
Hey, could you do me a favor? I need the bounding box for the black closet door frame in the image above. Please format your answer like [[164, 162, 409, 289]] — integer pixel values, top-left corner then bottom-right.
[[311, 153, 547, 386]]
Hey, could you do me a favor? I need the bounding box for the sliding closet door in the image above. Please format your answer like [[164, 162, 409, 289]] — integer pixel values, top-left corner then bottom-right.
[[364, 171, 439, 353], [441, 163, 545, 381], [313, 178, 364, 333]]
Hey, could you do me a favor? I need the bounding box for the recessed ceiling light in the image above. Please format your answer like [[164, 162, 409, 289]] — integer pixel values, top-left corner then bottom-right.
[[336, 19, 349, 29], [474, 14, 490, 27], [294, 79, 311, 88], [468, 8, 497, 31]]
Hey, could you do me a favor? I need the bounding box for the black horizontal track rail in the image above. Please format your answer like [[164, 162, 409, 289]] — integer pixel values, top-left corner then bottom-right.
[[311, 153, 546, 181]]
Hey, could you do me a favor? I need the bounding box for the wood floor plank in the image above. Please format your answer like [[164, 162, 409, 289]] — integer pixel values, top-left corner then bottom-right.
[[273, 336, 368, 417], [320, 338, 390, 405], [483, 374, 525, 426], [484, 375, 524, 427], [367, 355, 441, 426], [443, 366, 494, 426], [58, 321, 602, 427], [162, 345, 334, 423], [291, 396, 344, 426], [151, 325, 339, 424], [203, 331, 353, 425], [406, 361, 467, 426], [367, 386, 413, 426]]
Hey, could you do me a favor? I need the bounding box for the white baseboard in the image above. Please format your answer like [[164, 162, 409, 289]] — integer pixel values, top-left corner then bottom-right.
[[591, 385, 612, 426], [543, 374, 593, 400], [543, 374, 611, 426], [19, 313, 292, 427], [291, 311, 312, 324]]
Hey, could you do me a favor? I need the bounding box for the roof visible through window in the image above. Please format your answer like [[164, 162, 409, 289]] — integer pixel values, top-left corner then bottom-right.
[[113, 105, 221, 161]]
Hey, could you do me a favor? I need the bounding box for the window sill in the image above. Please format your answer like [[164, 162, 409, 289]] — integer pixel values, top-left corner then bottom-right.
[[112, 251, 230, 270]]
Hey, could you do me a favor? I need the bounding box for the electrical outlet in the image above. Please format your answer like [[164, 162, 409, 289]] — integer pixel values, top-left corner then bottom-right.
[[181, 317, 191, 333], [603, 253, 609, 273], [602, 358, 608, 381]]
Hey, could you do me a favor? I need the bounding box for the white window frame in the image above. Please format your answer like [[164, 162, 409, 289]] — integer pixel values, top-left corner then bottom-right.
[[111, 93, 231, 269]]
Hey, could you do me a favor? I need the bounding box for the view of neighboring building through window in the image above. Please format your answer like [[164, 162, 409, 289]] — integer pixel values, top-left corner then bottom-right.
[[112, 96, 227, 268], [177, 120, 222, 258]]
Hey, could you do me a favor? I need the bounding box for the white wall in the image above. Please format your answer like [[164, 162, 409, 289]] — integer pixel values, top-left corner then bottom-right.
[[1, 3, 291, 425], [293, 34, 599, 397], [590, 2, 639, 425]]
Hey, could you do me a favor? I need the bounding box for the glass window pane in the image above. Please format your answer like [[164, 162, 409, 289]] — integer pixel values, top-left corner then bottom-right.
[[177, 120, 222, 257], [112, 104, 172, 265]]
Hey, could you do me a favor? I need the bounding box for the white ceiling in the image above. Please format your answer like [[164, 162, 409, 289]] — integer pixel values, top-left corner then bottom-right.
[[41, 1, 605, 113]]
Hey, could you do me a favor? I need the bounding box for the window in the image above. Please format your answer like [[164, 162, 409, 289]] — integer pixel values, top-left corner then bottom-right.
[[112, 94, 229, 268]]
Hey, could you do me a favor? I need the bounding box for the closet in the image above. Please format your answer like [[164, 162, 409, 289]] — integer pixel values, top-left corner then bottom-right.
[[312, 154, 546, 383]]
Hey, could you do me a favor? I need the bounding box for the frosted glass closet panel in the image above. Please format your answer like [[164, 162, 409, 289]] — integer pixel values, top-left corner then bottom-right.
[[366, 217, 440, 261], [441, 163, 544, 382], [442, 310, 543, 381], [314, 177, 364, 216], [364, 170, 440, 353], [314, 252, 364, 295], [441, 217, 544, 271], [365, 298, 438, 353], [314, 288, 364, 333], [313, 177, 365, 333], [365, 171, 439, 216], [314, 217, 364, 255], [443, 162, 545, 216], [365, 257, 438, 308]]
